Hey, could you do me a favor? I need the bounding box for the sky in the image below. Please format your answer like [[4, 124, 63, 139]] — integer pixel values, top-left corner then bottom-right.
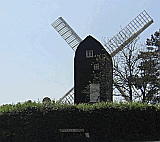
[[0, 0, 159, 106]]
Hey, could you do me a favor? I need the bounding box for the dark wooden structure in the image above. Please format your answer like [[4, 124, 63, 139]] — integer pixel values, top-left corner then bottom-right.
[[74, 35, 113, 104]]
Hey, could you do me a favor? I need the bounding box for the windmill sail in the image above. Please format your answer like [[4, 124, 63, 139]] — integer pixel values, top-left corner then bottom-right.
[[56, 87, 74, 104], [104, 10, 154, 57], [52, 10, 154, 104], [51, 17, 82, 51]]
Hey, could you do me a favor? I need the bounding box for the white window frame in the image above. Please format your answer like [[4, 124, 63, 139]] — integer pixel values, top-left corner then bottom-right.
[[94, 63, 99, 70], [86, 50, 93, 58]]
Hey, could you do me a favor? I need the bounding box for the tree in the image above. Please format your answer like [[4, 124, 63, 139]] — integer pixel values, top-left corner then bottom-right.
[[147, 29, 160, 104], [113, 29, 160, 103], [135, 49, 159, 103], [146, 29, 160, 47], [113, 37, 142, 102], [138, 29, 160, 104]]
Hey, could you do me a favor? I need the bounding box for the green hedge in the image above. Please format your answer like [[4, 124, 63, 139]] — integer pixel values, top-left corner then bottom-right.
[[0, 101, 160, 141]]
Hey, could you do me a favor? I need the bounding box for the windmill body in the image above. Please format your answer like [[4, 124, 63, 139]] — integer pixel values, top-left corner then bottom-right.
[[51, 10, 154, 104], [74, 35, 113, 104]]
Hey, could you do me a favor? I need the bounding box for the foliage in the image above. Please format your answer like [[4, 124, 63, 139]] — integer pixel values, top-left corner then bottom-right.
[[0, 100, 160, 141], [134, 29, 160, 103], [146, 29, 160, 47], [1, 99, 160, 116], [135, 50, 159, 102]]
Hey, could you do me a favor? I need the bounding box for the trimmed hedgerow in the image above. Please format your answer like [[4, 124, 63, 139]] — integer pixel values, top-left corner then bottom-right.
[[0, 101, 160, 141]]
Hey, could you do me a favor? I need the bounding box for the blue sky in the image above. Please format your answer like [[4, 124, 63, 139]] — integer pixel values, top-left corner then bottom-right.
[[0, 0, 159, 106]]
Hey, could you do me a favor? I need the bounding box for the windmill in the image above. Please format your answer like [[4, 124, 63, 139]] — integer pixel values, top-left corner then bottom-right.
[[51, 10, 153, 104]]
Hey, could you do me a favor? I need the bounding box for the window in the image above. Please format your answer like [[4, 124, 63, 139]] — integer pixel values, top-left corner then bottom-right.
[[86, 50, 93, 58], [94, 63, 99, 70]]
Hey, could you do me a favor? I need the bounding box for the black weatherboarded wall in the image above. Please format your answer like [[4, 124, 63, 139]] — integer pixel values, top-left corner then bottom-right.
[[74, 35, 113, 104]]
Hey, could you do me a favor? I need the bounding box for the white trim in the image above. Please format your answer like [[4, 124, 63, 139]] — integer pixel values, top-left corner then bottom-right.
[[86, 50, 93, 58], [94, 63, 99, 70]]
